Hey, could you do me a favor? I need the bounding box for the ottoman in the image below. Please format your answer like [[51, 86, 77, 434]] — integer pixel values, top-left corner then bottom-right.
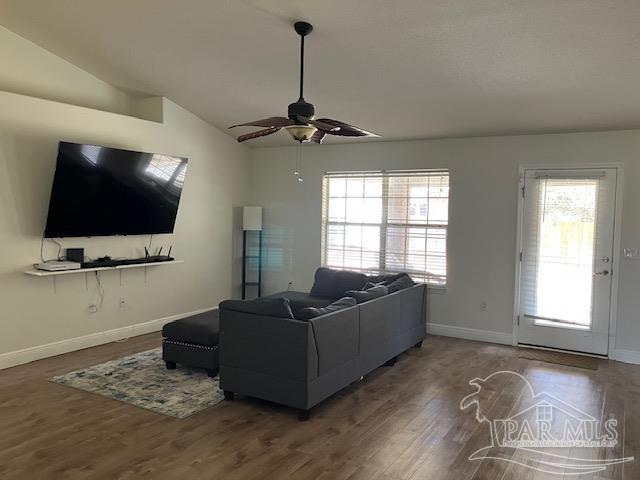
[[162, 308, 219, 378]]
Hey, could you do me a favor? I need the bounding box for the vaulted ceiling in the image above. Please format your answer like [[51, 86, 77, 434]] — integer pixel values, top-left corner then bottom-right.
[[2, 0, 640, 146]]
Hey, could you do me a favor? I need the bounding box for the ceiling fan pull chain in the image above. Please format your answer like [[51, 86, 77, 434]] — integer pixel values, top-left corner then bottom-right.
[[293, 143, 300, 177], [297, 142, 304, 183]]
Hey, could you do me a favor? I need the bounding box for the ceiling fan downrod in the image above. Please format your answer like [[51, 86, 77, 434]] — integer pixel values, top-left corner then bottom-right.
[[295, 21, 312, 100], [288, 21, 315, 121]]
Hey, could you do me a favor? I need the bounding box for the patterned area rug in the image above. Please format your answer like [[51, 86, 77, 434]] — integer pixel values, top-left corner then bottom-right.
[[50, 348, 224, 418]]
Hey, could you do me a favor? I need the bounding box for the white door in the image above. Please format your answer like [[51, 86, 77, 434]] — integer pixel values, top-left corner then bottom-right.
[[517, 168, 618, 355]]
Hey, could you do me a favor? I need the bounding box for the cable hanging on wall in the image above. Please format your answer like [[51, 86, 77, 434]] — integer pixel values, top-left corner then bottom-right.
[[40, 236, 63, 263]]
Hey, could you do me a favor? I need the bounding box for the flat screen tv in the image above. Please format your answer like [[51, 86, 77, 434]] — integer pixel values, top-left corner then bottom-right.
[[44, 142, 188, 238]]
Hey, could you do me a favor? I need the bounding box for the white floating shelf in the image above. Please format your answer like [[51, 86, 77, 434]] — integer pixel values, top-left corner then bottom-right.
[[24, 260, 184, 277]]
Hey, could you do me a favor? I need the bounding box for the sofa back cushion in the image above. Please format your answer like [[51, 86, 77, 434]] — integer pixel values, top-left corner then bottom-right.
[[219, 298, 294, 319], [309, 267, 368, 299], [262, 291, 334, 318], [366, 272, 407, 285], [345, 285, 389, 303], [297, 296, 357, 320]]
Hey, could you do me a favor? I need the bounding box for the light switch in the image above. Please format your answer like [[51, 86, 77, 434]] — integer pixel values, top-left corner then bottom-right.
[[623, 248, 639, 259]]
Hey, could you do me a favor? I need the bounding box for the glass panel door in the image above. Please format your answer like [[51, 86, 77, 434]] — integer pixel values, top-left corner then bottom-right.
[[517, 168, 617, 355]]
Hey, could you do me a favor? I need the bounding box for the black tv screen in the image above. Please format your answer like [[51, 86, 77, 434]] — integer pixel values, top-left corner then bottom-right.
[[44, 142, 188, 238]]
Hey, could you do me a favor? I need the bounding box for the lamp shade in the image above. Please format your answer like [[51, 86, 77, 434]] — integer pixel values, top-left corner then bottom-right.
[[242, 206, 263, 231]]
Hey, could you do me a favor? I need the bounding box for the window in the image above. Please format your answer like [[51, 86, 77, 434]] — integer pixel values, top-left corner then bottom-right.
[[322, 170, 449, 286]]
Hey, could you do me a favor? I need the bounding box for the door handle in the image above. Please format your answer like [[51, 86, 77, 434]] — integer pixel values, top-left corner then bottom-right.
[[594, 270, 609, 276]]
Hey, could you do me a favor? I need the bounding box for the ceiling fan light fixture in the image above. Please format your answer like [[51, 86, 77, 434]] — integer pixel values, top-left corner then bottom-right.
[[285, 124, 317, 142]]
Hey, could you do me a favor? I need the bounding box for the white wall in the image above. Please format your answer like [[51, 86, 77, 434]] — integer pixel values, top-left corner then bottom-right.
[[3, 24, 640, 367], [0, 26, 134, 116], [0, 32, 250, 367], [249, 131, 640, 358]]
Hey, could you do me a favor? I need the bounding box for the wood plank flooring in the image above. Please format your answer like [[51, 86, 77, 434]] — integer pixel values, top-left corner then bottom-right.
[[0, 334, 639, 479]]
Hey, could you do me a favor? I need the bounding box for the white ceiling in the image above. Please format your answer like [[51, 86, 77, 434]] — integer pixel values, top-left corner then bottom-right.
[[2, 0, 640, 146]]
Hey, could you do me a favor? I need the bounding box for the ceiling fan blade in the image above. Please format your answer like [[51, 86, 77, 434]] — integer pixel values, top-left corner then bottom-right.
[[295, 116, 339, 132], [237, 126, 282, 142], [309, 130, 327, 144], [316, 118, 378, 137], [229, 117, 293, 129]]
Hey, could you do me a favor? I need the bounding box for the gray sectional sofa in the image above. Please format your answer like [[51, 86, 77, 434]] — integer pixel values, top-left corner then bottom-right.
[[218, 268, 427, 419]]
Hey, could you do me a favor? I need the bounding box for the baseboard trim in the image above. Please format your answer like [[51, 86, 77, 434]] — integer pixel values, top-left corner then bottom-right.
[[426, 323, 640, 364], [427, 322, 513, 346], [610, 348, 640, 365], [0, 307, 216, 370], [7, 315, 635, 370]]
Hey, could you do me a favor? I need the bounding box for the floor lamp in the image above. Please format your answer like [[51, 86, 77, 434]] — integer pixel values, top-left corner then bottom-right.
[[242, 206, 262, 299]]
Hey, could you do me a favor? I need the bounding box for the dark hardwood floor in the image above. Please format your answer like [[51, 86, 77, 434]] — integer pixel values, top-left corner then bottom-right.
[[0, 334, 639, 479]]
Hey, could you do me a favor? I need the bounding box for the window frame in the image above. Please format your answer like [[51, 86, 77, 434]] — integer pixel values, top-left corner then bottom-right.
[[321, 169, 449, 288]]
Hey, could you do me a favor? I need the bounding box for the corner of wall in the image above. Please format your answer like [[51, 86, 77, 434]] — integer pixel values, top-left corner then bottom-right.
[[611, 348, 640, 365], [131, 96, 164, 123]]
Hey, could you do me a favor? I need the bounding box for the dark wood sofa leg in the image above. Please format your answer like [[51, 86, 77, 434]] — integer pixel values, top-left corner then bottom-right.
[[384, 356, 398, 367], [224, 391, 235, 401], [298, 409, 311, 421], [414, 341, 423, 348], [207, 369, 218, 378], [165, 361, 177, 370]]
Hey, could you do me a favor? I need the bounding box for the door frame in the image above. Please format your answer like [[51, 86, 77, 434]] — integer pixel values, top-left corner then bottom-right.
[[512, 163, 624, 357]]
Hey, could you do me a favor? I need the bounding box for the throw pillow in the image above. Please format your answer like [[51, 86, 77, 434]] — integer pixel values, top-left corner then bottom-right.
[[344, 285, 389, 303], [297, 296, 357, 320], [387, 274, 415, 293], [309, 267, 368, 299], [219, 297, 294, 319]]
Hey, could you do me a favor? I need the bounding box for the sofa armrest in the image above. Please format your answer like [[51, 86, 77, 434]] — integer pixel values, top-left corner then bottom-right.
[[219, 310, 318, 382], [309, 306, 359, 376]]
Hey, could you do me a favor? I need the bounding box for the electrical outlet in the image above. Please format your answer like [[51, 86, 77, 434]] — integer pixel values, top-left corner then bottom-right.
[[88, 304, 98, 314], [480, 301, 488, 311]]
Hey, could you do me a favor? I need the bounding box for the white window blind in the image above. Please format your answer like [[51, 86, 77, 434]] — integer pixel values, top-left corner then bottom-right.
[[321, 170, 449, 286], [519, 171, 613, 328]]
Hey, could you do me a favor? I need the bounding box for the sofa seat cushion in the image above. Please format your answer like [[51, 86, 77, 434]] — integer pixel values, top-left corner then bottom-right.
[[263, 291, 335, 318], [162, 309, 219, 345], [297, 296, 357, 320], [345, 285, 389, 303], [219, 297, 294, 319], [309, 267, 368, 299]]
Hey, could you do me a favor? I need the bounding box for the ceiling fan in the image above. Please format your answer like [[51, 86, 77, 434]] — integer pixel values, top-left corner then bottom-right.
[[229, 21, 378, 144]]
